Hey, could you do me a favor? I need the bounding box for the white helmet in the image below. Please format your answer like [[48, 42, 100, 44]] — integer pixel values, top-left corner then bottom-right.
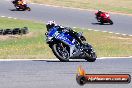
[[47, 20, 56, 25], [46, 20, 56, 31], [98, 10, 102, 12]]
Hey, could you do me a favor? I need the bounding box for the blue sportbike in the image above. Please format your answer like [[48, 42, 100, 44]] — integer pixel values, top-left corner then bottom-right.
[[45, 26, 97, 62]]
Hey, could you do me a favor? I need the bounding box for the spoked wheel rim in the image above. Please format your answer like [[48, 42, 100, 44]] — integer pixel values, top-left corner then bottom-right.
[[84, 51, 96, 62], [56, 43, 69, 59], [89, 51, 97, 58]]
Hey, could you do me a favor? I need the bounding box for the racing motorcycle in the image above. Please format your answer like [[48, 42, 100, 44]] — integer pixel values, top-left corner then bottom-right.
[[45, 26, 97, 62], [12, 0, 31, 11], [95, 12, 113, 25]]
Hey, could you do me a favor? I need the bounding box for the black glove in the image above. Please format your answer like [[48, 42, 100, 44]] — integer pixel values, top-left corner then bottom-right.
[[64, 27, 73, 32]]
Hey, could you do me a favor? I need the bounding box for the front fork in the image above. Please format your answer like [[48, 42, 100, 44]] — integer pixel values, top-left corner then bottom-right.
[[69, 45, 76, 57]]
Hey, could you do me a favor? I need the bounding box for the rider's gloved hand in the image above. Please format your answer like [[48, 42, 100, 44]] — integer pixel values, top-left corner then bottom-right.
[[45, 32, 48, 37]]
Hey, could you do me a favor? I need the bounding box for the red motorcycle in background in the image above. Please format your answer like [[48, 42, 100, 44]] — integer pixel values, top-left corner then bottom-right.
[[12, 0, 31, 11], [95, 11, 113, 25]]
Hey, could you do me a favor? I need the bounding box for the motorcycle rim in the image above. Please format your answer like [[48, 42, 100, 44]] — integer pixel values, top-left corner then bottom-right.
[[84, 51, 96, 62], [52, 43, 69, 61]]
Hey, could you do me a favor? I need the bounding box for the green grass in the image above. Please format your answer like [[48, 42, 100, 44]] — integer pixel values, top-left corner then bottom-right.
[[30, 0, 132, 14], [0, 18, 55, 59], [78, 29, 132, 57], [0, 17, 132, 59]]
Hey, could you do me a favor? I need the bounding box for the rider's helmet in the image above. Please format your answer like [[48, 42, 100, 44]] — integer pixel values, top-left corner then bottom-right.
[[98, 10, 102, 13], [46, 20, 56, 31], [22, 0, 27, 4]]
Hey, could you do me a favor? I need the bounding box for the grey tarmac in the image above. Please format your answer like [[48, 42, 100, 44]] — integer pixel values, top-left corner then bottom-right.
[[0, 58, 132, 88], [0, 0, 132, 35]]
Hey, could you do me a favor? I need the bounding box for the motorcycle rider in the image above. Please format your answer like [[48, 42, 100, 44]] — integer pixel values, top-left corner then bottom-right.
[[96, 10, 103, 20], [12, 0, 27, 8], [21, 0, 27, 7], [46, 21, 85, 45]]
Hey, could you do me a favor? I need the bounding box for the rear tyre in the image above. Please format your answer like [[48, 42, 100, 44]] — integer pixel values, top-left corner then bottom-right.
[[52, 43, 70, 62], [82, 43, 96, 62], [26, 7, 31, 11], [85, 52, 97, 62]]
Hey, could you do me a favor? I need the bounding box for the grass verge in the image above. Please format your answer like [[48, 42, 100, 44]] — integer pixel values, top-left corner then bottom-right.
[[0, 17, 132, 59], [30, 0, 132, 14]]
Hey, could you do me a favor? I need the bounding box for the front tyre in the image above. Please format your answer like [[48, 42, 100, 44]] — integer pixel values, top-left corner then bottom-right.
[[52, 43, 70, 62]]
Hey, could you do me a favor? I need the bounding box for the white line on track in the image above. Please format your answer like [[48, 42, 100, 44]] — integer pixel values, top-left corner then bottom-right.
[[94, 30, 100, 32], [4, 0, 132, 16], [1, 16, 6, 17], [122, 34, 127, 36], [0, 59, 58, 61], [102, 31, 107, 33], [7, 17, 12, 19], [0, 16, 132, 37], [0, 57, 131, 61], [108, 32, 113, 34], [87, 29, 93, 31], [73, 27, 77, 28], [1, 16, 17, 20], [85, 28, 132, 37], [30, 2, 132, 16], [98, 56, 132, 59], [115, 33, 120, 35]]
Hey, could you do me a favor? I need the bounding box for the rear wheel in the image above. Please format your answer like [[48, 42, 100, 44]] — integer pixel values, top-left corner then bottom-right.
[[52, 43, 70, 62], [85, 51, 97, 62], [26, 7, 31, 11], [109, 20, 113, 25]]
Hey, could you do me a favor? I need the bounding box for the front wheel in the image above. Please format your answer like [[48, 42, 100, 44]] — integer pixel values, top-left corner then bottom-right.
[[52, 43, 70, 62]]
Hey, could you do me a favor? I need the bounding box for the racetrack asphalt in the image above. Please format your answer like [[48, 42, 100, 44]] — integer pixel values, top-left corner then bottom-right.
[[0, 0, 132, 35], [0, 58, 132, 88]]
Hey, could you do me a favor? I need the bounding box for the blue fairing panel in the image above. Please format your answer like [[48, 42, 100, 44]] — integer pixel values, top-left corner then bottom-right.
[[48, 27, 74, 46], [56, 33, 74, 46]]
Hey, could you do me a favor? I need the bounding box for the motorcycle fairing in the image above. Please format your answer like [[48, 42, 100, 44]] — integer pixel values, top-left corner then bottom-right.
[[48, 27, 75, 46], [47, 27, 77, 57]]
